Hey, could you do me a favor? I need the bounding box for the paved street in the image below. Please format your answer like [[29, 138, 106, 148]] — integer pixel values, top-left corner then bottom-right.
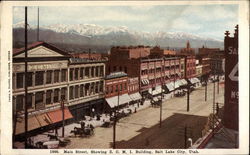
[[65, 82, 224, 149]]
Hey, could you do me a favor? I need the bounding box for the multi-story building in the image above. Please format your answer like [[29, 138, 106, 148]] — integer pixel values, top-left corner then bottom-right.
[[67, 58, 105, 121], [12, 42, 106, 136], [210, 57, 225, 75], [106, 46, 188, 99], [104, 72, 131, 111]]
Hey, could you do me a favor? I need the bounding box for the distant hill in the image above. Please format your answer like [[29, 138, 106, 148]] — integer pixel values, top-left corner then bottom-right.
[[13, 22, 223, 53]]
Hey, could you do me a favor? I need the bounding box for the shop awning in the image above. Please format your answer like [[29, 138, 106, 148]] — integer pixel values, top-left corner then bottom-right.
[[180, 79, 188, 85], [47, 108, 73, 123], [15, 115, 42, 135], [36, 113, 52, 127], [129, 92, 142, 101], [106, 94, 132, 108], [189, 78, 200, 84], [166, 82, 175, 91], [173, 81, 181, 89], [141, 79, 149, 85]]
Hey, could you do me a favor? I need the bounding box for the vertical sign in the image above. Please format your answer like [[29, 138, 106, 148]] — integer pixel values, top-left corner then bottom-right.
[[223, 25, 238, 131]]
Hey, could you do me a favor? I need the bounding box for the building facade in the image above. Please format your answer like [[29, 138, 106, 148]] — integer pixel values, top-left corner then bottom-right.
[[12, 42, 106, 136]]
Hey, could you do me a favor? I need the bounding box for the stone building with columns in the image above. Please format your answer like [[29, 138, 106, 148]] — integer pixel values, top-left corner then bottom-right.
[[12, 42, 105, 136]]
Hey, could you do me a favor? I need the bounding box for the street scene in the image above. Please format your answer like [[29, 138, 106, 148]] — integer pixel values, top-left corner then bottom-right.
[[65, 82, 224, 149], [10, 3, 240, 150]]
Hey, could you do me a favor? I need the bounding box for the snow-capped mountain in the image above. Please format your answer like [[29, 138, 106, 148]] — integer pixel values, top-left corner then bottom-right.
[[13, 22, 223, 52]]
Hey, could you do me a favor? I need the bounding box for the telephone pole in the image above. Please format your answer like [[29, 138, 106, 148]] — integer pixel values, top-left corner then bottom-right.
[[24, 6, 28, 148]]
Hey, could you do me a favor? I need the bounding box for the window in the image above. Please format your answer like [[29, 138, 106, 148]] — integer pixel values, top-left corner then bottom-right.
[[119, 66, 122, 71], [80, 68, 84, 79], [35, 91, 44, 109], [75, 68, 79, 80], [75, 86, 79, 98], [61, 69, 67, 82], [70, 68, 74, 81], [95, 67, 99, 77], [16, 73, 24, 88], [113, 66, 116, 72], [46, 70, 52, 84], [16, 95, 24, 111], [110, 86, 113, 93], [91, 67, 94, 77], [54, 70, 60, 83], [35, 71, 44, 86], [85, 67, 90, 77], [100, 81, 103, 92], [95, 82, 99, 93], [46, 90, 52, 105], [85, 84, 90, 96], [100, 66, 104, 76], [80, 85, 84, 97], [61, 88, 66, 100], [27, 72, 33, 87], [90, 83, 94, 94], [124, 67, 127, 73], [120, 84, 122, 91], [115, 85, 118, 92], [124, 83, 127, 90], [69, 86, 74, 100], [54, 89, 59, 103]]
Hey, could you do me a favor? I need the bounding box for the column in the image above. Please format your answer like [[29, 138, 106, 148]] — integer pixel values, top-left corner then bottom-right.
[[59, 69, 61, 83], [52, 70, 54, 84], [83, 67, 85, 79], [51, 89, 54, 104], [43, 91, 46, 108], [98, 66, 100, 77], [83, 84, 85, 97], [73, 68, 75, 81], [93, 67, 96, 77], [67, 68, 69, 82], [78, 85, 80, 97], [98, 82, 100, 93], [32, 93, 35, 109], [58, 88, 61, 102], [13, 96, 16, 112], [32, 72, 35, 87], [65, 88, 69, 103], [78, 68, 80, 80]]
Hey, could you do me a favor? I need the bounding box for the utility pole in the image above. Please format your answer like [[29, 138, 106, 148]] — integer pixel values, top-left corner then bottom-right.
[[24, 6, 28, 148], [159, 81, 163, 128], [205, 79, 207, 101], [217, 75, 219, 94], [61, 100, 65, 137], [37, 7, 39, 41], [187, 84, 190, 112], [212, 74, 216, 136], [184, 126, 187, 149], [113, 86, 120, 149]]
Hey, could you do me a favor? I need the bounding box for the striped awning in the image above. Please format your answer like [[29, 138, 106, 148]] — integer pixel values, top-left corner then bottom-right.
[[129, 92, 142, 101], [106, 93, 132, 108]]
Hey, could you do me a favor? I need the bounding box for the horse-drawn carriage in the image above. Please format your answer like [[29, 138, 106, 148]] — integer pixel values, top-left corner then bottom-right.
[[70, 122, 95, 137]]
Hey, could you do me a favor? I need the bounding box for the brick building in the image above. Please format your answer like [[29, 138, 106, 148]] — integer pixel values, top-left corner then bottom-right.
[[104, 72, 132, 110], [180, 41, 195, 56]]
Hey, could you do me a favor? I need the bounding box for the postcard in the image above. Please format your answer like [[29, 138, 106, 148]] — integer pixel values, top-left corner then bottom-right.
[[0, 0, 249, 155]]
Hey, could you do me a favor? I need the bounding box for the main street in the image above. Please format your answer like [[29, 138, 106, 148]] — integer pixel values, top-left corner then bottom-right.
[[65, 82, 224, 149]]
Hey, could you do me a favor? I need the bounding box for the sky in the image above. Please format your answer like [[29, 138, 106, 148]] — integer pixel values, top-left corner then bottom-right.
[[13, 5, 238, 40]]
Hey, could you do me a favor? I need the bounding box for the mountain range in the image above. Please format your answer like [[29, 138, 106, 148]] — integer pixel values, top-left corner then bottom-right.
[[13, 22, 223, 53]]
